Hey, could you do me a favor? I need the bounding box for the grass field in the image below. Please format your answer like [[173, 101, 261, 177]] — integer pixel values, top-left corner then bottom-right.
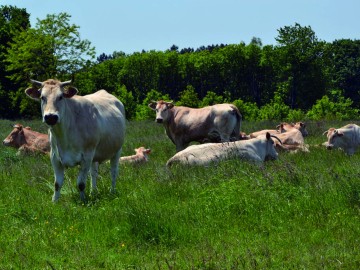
[[0, 119, 359, 269]]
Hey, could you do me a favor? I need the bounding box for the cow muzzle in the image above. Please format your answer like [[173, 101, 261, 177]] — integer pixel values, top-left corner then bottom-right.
[[155, 118, 163, 123], [326, 144, 333, 150], [44, 113, 59, 126]]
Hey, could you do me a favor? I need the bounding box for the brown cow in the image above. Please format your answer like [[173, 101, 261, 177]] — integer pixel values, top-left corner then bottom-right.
[[274, 129, 309, 153], [148, 100, 242, 152], [2, 124, 50, 155], [249, 126, 308, 153], [120, 147, 151, 164], [276, 122, 309, 137]]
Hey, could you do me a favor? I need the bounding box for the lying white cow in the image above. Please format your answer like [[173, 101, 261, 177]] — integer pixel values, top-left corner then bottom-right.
[[166, 132, 280, 166], [25, 79, 126, 202], [323, 124, 360, 155], [149, 100, 242, 152]]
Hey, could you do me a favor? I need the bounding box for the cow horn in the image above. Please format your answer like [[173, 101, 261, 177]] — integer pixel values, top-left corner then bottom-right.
[[60, 80, 72, 87], [322, 130, 328, 136], [270, 135, 283, 145], [30, 79, 43, 86]]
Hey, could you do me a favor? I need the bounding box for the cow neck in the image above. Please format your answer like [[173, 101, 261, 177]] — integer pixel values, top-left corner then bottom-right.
[[165, 107, 177, 136]]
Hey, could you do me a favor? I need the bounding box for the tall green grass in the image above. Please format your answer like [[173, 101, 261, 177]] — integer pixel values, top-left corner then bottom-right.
[[0, 119, 359, 269]]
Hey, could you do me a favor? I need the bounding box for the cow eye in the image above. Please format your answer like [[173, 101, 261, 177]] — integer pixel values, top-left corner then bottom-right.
[[58, 95, 63, 101], [41, 96, 46, 102]]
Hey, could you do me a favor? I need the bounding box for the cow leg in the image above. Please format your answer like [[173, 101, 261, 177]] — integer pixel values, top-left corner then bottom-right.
[[90, 161, 99, 194], [51, 155, 64, 202], [77, 156, 93, 202], [109, 148, 122, 192]]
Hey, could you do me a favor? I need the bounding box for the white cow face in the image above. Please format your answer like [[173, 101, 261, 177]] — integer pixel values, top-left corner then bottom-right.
[[25, 79, 78, 126], [148, 101, 174, 123], [325, 129, 346, 151]]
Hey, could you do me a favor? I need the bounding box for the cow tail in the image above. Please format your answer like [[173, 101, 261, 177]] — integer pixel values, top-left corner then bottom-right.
[[230, 105, 242, 141]]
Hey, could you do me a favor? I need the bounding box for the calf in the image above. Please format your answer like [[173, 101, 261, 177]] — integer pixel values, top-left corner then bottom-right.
[[2, 124, 50, 154], [120, 147, 151, 164], [166, 132, 280, 166], [323, 124, 360, 155]]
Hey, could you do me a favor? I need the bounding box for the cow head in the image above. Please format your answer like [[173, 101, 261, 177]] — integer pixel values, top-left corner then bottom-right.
[[294, 122, 309, 137], [264, 132, 280, 160], [25, 79, 78, 126], [135, 147, 151, 160], [2, 124, 26, 148], [277, 122, 308, 137], [148, 100, 174, 123], [323, 128, 345, 150]]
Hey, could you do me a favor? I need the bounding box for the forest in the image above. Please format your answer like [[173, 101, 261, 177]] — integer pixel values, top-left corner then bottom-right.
[[1, 5, 359, 121]]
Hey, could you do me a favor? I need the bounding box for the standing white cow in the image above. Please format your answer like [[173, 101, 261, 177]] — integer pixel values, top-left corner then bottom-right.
[[166, 132, 280, 166], [323, 124, 360, 155], [149, 100, 242, 152], [25, 79, 126, 202]]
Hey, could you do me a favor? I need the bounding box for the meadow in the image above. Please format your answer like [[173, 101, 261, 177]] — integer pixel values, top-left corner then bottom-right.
[[0, 119, 359, 269]]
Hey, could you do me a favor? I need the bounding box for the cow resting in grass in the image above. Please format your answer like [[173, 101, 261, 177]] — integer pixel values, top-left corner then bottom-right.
[[25, 79, 126, 202], [323, 124, 360, 155], [120, 147, 151, 164], [276, 122, 309, 137], [249, 125, 308, 153], [166, 132, 280, 167], [149, 100, 242, 152], [2, 124, 50, 155]]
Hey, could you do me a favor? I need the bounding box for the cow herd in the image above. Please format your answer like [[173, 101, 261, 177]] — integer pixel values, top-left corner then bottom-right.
[[2, 79, 360, 202]]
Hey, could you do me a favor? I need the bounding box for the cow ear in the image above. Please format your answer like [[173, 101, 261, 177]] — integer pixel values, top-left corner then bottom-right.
[[148, 102, 157, 110], [167, 103, 174, 109], [63, 86, 78, 98], [266, 132, 270, 140], [337, 132, 344, 137], [25, 87, 41, 101]]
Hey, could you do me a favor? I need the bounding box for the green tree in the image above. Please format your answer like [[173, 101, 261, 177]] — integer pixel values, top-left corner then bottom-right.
[[5, 12, 95, 117], [275, 23, 328, 109], [176, 85, 199, 107], [327, 39, 360, 107], [7, 12, 95, 82], [0, 5, 30, 118]]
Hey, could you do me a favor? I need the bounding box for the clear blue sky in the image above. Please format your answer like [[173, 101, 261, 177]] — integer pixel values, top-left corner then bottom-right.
[[2, 0, 360, 56]]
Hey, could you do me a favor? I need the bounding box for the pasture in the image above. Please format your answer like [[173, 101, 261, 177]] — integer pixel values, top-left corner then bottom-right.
[[0, 119, 359, 269]]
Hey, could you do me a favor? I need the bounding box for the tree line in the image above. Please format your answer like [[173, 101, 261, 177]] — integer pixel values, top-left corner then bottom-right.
[[1, 5, 359, 121]]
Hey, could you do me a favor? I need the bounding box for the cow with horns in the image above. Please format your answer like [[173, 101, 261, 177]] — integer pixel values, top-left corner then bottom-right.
[[25, 79, 126, 202]]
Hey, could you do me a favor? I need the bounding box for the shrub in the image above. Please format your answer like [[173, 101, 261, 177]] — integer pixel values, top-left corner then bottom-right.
[[306, 89, 359, 120], [232, 99, 260, 121], [176, 85, 199, 108], [200, 91, 224, 107], [113, 84, 136, 120], [286, 109, 306, 122], [135, 89, 170, 120]]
